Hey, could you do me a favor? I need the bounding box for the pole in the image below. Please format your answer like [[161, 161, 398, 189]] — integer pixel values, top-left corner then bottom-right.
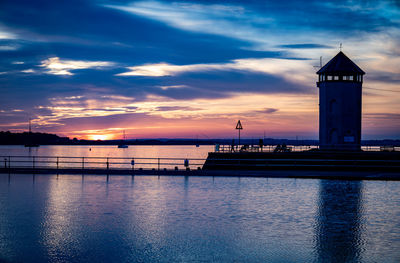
[[235, 120, 243, 150], [238, 129, 241, 146]]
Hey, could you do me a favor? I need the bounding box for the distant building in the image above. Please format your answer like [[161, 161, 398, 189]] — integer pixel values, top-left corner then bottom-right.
[[317, 51, 365, 151]]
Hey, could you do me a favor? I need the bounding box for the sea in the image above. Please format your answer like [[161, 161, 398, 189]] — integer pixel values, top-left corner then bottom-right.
[[0, 145, 399, 262]]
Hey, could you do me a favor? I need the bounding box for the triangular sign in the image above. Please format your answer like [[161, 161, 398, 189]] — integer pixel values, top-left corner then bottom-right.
[[235, 120, 243, 130]]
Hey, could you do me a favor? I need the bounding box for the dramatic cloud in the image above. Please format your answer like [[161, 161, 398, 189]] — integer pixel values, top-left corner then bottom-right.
[[0, 0, 399, 139], [117, 58, 315, 86], [105, 0, 400, 51]]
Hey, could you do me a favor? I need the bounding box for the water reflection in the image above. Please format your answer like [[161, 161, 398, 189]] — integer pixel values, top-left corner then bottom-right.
[[2, 174, 400, 262], [316, 180, 364, 262]]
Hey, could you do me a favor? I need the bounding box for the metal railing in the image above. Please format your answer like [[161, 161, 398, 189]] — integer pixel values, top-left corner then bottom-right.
[[214, 144, 399, 153], [1, 156, 206, 171], [215, 144, 318, 153], [1, 147, 398, 173]]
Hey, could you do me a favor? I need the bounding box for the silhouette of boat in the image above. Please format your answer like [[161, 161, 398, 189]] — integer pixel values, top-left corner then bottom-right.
[[118, 131, 128, 148]]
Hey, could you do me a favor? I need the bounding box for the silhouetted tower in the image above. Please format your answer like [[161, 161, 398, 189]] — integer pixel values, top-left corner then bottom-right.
[[317, 51, 365, 151]]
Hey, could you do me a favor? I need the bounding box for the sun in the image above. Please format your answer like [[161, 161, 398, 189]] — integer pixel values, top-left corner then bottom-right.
[[90, 134, 110, 141]]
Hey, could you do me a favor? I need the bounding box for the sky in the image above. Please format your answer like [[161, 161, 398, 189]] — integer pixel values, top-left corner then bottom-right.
[[0, 0, 399, 140]]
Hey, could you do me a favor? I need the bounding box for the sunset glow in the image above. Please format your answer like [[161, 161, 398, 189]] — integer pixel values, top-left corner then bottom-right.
[[0, 0, 399, 139], [89, 134, 113, 141]]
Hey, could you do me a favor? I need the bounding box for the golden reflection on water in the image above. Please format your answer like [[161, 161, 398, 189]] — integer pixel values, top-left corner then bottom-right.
[[0, 145, 214, 159]]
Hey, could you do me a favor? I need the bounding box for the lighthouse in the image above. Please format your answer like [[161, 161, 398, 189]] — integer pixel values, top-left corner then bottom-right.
[[317, 51, 365, 151]]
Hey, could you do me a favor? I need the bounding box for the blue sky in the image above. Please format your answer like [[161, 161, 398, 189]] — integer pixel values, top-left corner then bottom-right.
[[0, 0, 399, 139]]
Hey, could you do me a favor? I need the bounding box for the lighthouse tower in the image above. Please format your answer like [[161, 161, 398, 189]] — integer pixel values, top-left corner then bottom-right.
[[317, 51, 365, 151]]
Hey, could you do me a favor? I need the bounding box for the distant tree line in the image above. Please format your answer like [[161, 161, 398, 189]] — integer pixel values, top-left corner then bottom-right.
[[0, 131, 398, 146], [0, 131, 71, 145]]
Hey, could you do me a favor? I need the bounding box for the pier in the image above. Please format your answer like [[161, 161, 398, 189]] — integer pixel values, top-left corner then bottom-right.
[[1, 154, 399, 180]]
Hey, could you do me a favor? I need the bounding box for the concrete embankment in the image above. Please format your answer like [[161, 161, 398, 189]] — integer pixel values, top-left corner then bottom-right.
[[203, 151, 400, 172], [1, 167, 400, 180]]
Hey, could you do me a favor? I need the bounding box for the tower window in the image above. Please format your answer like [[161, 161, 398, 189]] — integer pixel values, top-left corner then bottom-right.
[[327, 76, 332, 80], [349, 76, 353, 81], [334, 76, 339, 80]]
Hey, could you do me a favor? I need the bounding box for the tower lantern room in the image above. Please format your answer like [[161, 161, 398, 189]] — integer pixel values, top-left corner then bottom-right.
[[316, 51, 365, 151]]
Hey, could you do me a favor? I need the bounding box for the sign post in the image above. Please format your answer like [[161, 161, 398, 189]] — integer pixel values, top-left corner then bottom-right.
[[235, 120, 243, 147]]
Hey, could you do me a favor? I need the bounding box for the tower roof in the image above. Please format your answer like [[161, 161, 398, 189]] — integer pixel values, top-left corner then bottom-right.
[[317, 51, 365, 75]]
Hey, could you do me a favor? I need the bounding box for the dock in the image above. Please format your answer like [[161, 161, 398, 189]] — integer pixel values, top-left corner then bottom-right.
[[1, 154, 399, 180]]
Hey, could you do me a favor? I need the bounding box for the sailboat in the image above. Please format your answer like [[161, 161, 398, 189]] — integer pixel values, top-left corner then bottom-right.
[[25, 118, 40, 147], [117, 131, 128, 148]]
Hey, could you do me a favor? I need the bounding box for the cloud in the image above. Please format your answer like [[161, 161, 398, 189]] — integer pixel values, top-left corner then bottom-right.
[[116, 57, 315, 87], [159, 85, 188, 90], [39, 57, 115, 75], [155, 106, 201, 111], [255, 108, 279, 114], [366, 72, 400, 84], [0, 39, 21, 51], [0, 45, 18, 51], [21, 69, 35, 73], [104, 0, 400, 53], [0, 28, 16, 40], [104, 1, 267, 45], [32, 93, 136, 127], [364, 113, 400, 120]]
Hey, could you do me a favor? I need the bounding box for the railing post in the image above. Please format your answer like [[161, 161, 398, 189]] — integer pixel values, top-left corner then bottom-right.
[[131, 158, 135, 170], [107, 157, 109, 170], [82, 157, 84, 170], [56, 157, 59, 170], [4, 158, 6, 169], [32, 156, 35, 169], [184, 159, 189, 171], [158, 158, 160, 171]]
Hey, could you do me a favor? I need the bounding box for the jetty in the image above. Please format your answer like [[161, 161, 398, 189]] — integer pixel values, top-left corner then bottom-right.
[[203, 147, 400, 172], [0, 152, 399, 180]]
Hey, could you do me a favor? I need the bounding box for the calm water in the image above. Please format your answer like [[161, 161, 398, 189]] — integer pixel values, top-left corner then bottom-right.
[[0, 146, 400, 262], [0, 145, 214, 159], [0, 174, 399, 263]]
